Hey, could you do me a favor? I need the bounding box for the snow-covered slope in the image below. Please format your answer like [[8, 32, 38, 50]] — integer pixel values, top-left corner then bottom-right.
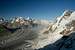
[[32, 10, 75, 49], [0, 10, 75, 50]]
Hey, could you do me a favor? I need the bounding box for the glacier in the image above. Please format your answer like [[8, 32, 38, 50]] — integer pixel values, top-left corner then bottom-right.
[[0, 10, 75, 50]]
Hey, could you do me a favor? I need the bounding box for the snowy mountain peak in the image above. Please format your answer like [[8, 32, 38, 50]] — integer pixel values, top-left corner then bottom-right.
[[0, 10, 75, 50], [10, 17, 32, 24], [33, 10, 75, 49]]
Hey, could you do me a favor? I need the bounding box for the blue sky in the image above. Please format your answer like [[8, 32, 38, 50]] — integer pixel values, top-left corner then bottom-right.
[[0, 0, 75, 20]]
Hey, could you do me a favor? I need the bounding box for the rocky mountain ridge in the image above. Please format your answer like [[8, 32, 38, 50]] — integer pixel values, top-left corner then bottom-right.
[[0, 10, 75, 50]]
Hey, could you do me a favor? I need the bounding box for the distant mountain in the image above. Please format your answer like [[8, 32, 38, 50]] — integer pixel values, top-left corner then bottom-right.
[[0, 10, 75, 50]]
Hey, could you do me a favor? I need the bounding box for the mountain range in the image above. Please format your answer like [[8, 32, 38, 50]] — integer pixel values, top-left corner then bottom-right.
[[0, 10, 75, 50]]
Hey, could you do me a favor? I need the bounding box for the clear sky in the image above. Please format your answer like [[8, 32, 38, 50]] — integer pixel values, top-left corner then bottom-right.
[[0, 0, 75, 20]]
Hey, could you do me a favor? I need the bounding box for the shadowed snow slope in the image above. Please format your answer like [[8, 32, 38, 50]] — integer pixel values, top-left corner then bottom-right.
[[38, 10, 75, 50], [0, 10, 75, 50], [33, 10, 75, 49]]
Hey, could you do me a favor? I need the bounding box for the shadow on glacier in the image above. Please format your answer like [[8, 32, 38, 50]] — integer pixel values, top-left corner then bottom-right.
[[38, 32, 75, 50]]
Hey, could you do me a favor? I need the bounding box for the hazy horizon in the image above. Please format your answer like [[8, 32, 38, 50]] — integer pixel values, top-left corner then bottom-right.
[[0, 0, 75, 20]]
